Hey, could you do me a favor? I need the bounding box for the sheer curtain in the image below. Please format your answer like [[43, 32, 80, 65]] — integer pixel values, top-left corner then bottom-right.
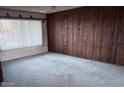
[[0, 19, 43, 50]]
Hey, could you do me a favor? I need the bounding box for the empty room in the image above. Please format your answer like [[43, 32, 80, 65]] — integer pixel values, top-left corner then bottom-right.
[[0, 6, 124, 87]]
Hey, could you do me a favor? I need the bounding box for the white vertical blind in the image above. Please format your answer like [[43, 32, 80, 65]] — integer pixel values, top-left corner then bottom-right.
[[0, 19, 43, 50]]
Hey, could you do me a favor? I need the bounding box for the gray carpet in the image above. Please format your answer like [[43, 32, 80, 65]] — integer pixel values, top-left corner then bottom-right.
[[1, 52, 124, 87]]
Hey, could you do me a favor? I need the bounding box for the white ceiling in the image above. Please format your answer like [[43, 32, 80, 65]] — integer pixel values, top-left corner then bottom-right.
[[0, 6, 81, 14]]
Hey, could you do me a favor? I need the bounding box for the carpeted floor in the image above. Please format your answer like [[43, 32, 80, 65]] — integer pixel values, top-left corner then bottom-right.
[[1, 52, 124, 87]]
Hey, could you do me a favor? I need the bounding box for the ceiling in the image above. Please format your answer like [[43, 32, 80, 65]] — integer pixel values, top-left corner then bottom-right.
[[0, 6, 81, 14]]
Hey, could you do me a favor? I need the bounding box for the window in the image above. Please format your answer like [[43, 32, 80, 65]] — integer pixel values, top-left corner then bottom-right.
[[0, 19, 43, 50]]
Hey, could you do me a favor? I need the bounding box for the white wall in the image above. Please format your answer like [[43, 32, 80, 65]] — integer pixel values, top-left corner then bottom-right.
[[0, 46, 48, 62]]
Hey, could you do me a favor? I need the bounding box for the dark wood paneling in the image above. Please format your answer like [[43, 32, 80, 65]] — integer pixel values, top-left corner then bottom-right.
[[0, 62, 3, 82], [47, 7, 124, 66], [115, 8, 124, 65], [81, 7, 95, 59], [99, 8, 115, 63], [93, 8, 102, 61]]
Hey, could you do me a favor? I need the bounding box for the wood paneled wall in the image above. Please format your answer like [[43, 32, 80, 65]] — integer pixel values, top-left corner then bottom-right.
[[0, 62, 3, 82], [47, 7, 124, 66]]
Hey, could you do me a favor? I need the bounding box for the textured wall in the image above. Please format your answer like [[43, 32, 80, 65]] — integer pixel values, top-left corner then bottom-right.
[[47, 7, 124, 66]]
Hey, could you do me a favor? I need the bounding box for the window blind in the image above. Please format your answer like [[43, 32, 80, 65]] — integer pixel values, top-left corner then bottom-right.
[[0, 19, 43, 50]]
